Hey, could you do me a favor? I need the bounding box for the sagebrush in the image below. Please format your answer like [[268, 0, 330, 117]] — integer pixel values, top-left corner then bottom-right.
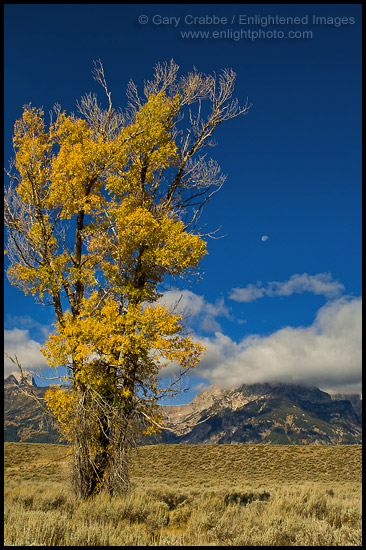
[[4, 442, 362, 546]]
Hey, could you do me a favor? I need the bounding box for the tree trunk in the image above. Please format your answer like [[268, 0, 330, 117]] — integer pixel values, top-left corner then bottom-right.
[[71, 383, 135, 499]]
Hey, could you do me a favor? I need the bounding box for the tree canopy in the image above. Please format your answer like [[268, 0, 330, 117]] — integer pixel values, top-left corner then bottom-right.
[[4, 60, 249, 497]]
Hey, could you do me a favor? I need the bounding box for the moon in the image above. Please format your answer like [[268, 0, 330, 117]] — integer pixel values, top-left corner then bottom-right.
[[261, 235, 269, 241]]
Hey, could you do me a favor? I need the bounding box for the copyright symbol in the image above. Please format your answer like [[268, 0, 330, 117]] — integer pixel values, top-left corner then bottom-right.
[[138, 15, 149, 24]]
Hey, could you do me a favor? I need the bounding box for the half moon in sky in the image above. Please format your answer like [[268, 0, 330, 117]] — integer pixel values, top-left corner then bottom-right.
[[261, 235, 269, 241]]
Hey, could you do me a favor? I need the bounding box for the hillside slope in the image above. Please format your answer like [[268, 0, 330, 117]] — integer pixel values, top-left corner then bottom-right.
[[4, 376, 362, 445]]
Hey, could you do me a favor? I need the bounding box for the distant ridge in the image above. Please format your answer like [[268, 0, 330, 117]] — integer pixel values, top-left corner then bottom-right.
[[159, 382, 362, 445], [3, 376, 362, 445]]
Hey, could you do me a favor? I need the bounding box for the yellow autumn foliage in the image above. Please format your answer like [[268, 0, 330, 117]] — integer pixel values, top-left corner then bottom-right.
[[9, 92, 207, 441]]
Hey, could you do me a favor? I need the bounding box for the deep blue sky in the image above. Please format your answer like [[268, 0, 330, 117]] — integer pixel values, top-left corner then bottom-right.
[[4, 5, 362, 401]]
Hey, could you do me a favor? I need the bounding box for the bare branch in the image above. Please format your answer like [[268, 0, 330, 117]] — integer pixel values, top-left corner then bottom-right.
[[143, 59, 180, 99]]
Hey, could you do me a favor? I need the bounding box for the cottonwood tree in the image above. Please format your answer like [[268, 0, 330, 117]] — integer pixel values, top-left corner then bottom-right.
[[4, 60, 250, 498]]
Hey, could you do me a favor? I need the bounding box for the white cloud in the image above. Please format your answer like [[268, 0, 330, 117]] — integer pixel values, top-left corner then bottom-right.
[[229, 283, 266, 303], [189, 296, 362, 394], [4, 328, 49, 377], [229, 272, 345, 303], [159, 289, 232, 333]]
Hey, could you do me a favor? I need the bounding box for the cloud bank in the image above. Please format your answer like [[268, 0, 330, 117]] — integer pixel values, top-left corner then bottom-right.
[[4, 275, 361, 395], [192, 296, 362, 394]]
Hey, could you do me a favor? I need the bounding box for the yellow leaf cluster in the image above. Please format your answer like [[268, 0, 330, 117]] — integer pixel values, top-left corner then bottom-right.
[[42, 294, 204, 385], [48, 113, 111, 218], [121, 92, 179, 188], [44, 386, 77, 441], [13, 106, 52, 203]]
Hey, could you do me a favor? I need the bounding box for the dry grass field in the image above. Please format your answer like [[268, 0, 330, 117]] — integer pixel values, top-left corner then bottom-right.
[[4, 442, 362, 546]]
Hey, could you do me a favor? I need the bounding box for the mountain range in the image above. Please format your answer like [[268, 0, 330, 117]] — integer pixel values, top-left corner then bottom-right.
[[4, 373, 362, 445], [160, 383, 362, 445]]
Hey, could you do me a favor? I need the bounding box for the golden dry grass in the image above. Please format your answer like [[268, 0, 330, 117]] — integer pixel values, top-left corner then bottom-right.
[[4, 442, 362, 546]]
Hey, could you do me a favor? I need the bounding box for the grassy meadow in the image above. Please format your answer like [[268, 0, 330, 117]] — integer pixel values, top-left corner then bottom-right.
[[4, 442, 362, 546]]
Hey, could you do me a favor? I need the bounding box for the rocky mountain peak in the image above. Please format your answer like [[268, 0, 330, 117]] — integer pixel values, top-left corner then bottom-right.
[[4, 371, 37, 387], [161, 382, 362, 445]]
